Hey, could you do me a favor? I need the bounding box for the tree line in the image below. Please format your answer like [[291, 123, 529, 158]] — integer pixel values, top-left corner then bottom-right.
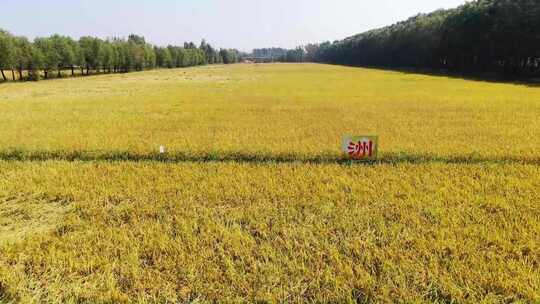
[[251, 48, 288, 60], [268, 0, 540, 77], [0, 30, 242, 82], [305, 0, 540, 76], [250, 47, 305, 63]]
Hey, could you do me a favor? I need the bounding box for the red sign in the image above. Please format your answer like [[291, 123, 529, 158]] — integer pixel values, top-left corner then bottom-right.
[[342, 136, 378, 161]]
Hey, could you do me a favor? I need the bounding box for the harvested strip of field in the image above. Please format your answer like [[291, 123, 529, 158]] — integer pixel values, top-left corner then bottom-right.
[[0, 64, 539, 303]]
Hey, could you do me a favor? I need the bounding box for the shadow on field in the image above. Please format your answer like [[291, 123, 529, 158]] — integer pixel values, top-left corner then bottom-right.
[[336, 64, 540, 88], [0, 150, 538, 166], [397, 69, 540, 88]]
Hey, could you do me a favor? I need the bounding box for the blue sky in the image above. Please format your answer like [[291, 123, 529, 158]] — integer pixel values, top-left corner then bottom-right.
[[1, 0, 467, 51]]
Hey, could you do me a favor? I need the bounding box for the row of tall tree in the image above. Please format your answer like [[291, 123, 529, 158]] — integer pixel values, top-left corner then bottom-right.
[[249, 47, 305, 63], [0, 30, 242, 81], [303, 0, 540, 76], [252, 48, 289, 60]]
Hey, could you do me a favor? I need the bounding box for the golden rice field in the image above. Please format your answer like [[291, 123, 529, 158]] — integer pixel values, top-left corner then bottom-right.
[[0, 63, 539, 303]]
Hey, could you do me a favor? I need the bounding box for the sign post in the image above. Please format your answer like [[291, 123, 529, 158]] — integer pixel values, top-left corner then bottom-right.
[[342, 135, 378, 161]]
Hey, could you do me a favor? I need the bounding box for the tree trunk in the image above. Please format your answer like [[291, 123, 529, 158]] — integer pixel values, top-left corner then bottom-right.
[[71, 66, 74, 76], [11, 69, 15, 81], [57, 69, 62, 78], [80, 67, 84, 76], [18, 67, 23, 81], [86, 66, 90, 75], [0, 69, 6, 81], [44, 70, 48, 79]]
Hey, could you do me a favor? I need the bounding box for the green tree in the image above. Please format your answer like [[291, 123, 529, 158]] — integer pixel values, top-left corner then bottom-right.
[[143, 44, 156, 69], [13, 36, 33, 80], [66, 37, 84, 76], [79, 36, 102, 75], [220, 49, 240, 64], [100, 41, 115, 73], [177, 48, 188, 67], [0, 30, 15, 81], [155, 47, 173, 68], [34, 37, 60, 79], [29, 44, 44, 81], [50, 35, 75, 77]]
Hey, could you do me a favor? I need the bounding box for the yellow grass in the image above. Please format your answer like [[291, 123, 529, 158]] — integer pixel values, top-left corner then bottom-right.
[[0, 63, 539, 303]]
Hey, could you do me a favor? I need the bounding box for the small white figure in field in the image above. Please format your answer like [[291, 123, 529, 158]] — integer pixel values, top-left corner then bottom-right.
[[159, 145, 167, 154]]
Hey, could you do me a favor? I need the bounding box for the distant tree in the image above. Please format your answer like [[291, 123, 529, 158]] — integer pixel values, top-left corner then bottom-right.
[[65, 37, 84, 76], [79, 36, 102, 75], [304, 44, 320, 62], [127, 34, 146, 45], [128, 42, 144, 71], [119, 40, 133, 72], [285, 47, 305, 62], [176, 47, 188, 67], [100, 41, 114, 73], [143, 44, 156, 69], [0, 30, 15, 81], [29, 44, 44, 81], [111, 39, 126, 73], [13, 36, 33, 80], [166, 46, 177, 67], [252, 48, 288, 61], [220, 49, 240, 64], [50, 35, 76, 77], [200, 39, 219, 64], [184, 42, 196, 49], [155, 47, 173, 68], [34, 37, 60, 79]]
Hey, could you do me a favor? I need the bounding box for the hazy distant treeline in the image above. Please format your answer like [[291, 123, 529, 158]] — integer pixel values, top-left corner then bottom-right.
[[0, 31, 243, 81], [252, 48, 288, 59], [251, 47, 306, 63], [304, 0, 540, 76]]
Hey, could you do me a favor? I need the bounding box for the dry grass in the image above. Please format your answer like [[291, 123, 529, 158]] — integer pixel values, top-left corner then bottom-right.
[[0, 64, 539, 303]]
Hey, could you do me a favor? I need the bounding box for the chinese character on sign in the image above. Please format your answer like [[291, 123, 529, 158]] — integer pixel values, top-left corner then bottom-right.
[[342, 136, 378, 161]]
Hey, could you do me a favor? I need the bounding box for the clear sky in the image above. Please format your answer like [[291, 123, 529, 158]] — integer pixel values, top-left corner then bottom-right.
[[1, 0, 467, 52]]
